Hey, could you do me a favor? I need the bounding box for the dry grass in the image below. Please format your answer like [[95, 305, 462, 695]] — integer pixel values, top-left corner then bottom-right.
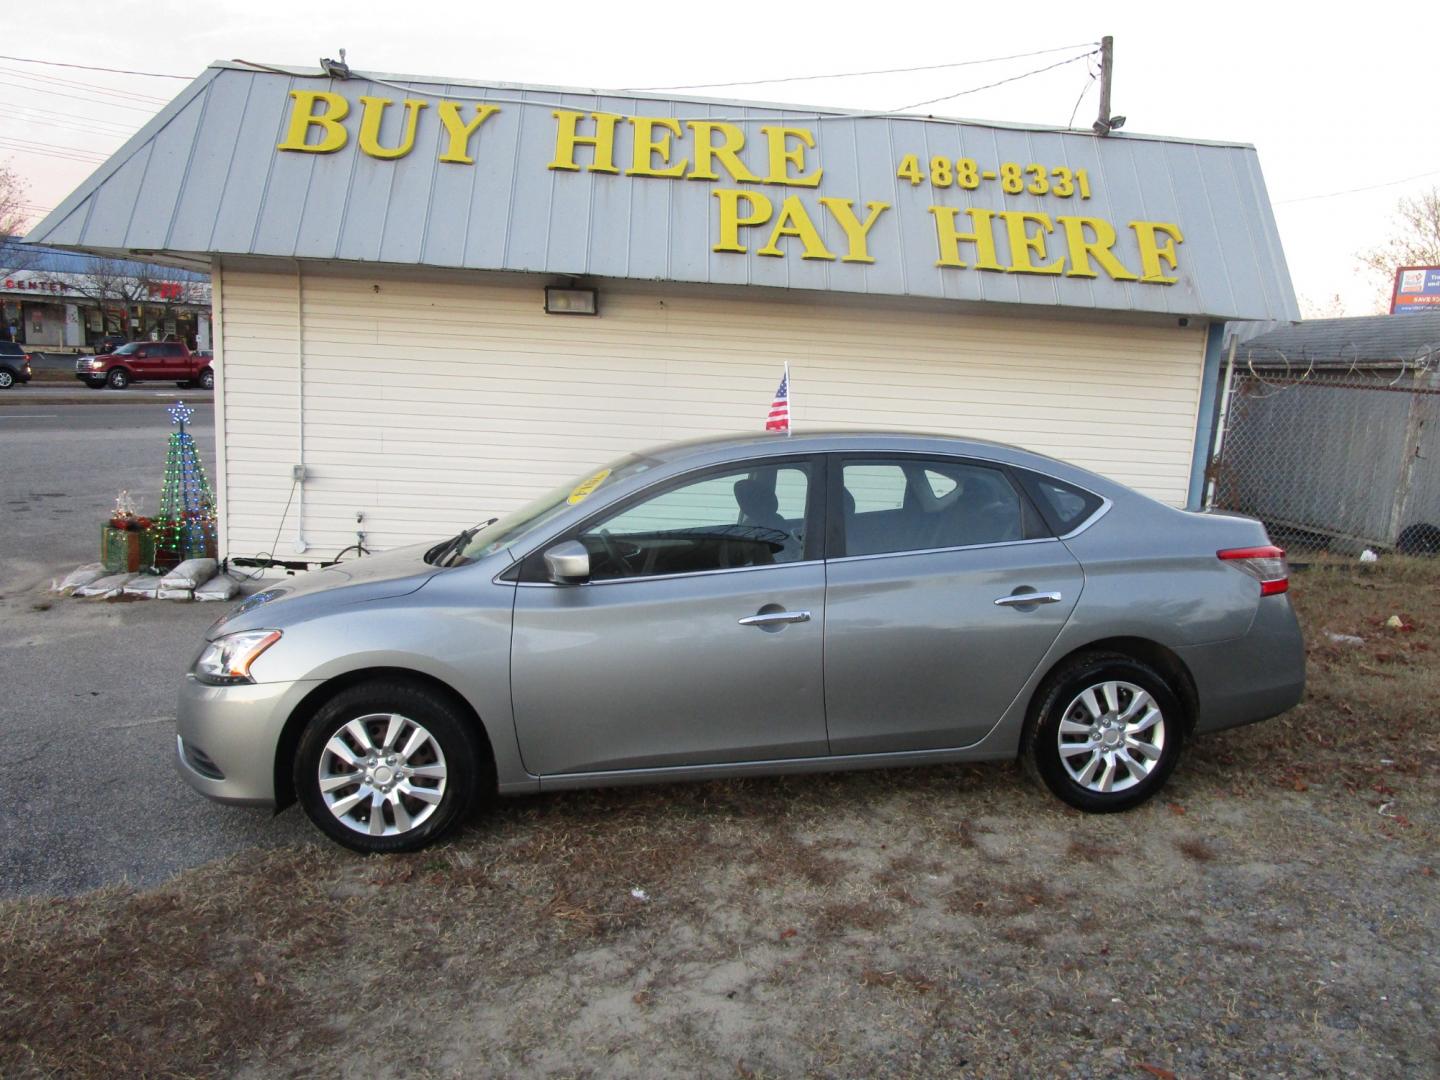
[[2, 560, 1439, 1077]]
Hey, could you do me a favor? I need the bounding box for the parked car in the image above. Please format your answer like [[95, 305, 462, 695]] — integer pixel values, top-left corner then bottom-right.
[[94, 334, 129, 355], [176, 431, 1306, 853], [75, 341, 214, 390], [0, 342, 32, 389]]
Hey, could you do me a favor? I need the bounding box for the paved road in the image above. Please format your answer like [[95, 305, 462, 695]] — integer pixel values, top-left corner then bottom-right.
[[0, 403, 310, 897]]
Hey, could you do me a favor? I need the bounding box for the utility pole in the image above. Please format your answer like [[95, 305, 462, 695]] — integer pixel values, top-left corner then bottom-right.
[[1093, 35, 1125, 136]]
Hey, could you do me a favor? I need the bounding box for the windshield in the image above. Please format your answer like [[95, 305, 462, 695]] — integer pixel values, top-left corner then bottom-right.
[[447, 453, 659, 564]]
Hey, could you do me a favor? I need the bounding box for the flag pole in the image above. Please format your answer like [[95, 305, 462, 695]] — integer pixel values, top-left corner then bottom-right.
[[785, 361, 792, 437]]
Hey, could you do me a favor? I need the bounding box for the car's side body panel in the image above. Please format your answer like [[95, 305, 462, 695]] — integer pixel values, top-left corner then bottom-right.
[[512, 561, 828, 773], [824, 540, 1083, 753]]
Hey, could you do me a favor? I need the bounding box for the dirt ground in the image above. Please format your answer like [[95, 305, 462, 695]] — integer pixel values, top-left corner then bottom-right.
[[2, 561, 1437, 1078]]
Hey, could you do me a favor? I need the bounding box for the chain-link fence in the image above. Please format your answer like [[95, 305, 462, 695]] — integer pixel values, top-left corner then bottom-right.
[[1207, 365, 1440, 558]]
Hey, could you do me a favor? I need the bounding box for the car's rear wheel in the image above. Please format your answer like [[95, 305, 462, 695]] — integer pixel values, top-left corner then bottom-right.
[[1025, 654, 1185, 813], [0, 370, 13, 389], [198, 367, 214, 390], [107, 368, 130, 389], [294, 680, 487, 853]]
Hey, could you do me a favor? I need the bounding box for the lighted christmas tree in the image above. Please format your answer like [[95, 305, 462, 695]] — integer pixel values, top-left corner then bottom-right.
[[150, 400, 217, 564]]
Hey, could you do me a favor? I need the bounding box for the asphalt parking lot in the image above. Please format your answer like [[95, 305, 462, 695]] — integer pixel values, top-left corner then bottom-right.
[[0, 402, 310, 897]]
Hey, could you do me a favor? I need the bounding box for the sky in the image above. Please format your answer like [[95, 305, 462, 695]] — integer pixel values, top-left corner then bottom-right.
[[5, 0, 1438, 316]]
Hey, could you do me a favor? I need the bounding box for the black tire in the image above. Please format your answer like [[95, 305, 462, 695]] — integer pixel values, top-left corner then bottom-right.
[[198, 367, 214, 390], [106, 367, 130, 389], [1024, 653, 1185, 813], [294, 680, 490, 854], [0, 370, 13, 389]]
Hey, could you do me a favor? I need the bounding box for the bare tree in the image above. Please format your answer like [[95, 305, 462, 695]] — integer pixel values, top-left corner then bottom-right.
[[139, 267, 210, 339], [0, 160, 34, 280], [1358, 187, 1440, 311], [41, 258, 149, 340]]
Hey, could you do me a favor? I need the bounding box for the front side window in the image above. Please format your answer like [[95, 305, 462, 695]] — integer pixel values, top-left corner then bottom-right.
[[579, 462, 812, 580], [840, 457, 1033, 557]]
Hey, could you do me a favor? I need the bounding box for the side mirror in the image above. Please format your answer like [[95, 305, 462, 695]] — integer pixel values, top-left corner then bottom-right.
[[543, 540, 591, 585]]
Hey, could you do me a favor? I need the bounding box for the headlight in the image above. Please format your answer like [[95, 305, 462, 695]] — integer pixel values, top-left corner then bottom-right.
[[90, 359, 106, 369], [194, 630, 282, 685]]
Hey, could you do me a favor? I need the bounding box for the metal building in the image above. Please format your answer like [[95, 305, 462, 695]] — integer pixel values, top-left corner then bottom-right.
[[25, 61, 1299, 563]]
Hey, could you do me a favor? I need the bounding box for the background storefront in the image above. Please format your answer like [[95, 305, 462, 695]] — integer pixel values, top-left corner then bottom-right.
[[26, 62, 1298, 564], [1, 242, 211, 351]]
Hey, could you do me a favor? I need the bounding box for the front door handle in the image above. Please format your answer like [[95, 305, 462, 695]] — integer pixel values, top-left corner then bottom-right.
[[993, 591, 1063, 607], [738, 610, 812, 627]]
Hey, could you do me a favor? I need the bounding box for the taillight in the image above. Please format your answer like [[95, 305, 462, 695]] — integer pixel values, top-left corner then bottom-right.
[[1218, 545, 1288, 596]]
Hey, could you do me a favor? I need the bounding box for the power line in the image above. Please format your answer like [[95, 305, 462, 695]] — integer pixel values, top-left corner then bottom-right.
[[0, 99, 139, 134], [0, 53, 191, 80], [0, 64, 170, 104], [890, 50, 1098, 114], [621, 42, 1100, 93], [1277, 169, 1440, 205], [0, 78, 161, 113], [0, 135, 107, 163]]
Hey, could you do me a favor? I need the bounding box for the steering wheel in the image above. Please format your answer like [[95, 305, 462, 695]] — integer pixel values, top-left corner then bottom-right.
[[597, 528, 639, 574]]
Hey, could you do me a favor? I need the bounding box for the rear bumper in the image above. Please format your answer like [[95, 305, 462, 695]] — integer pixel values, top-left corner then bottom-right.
[[1178, 596, 1306, 734]]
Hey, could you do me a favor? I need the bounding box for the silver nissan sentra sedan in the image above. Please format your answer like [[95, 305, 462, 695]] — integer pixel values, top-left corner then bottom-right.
[[177, 431, 1305, 853]]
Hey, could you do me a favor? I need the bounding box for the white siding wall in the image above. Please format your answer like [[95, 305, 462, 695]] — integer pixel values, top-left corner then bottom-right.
[[215, 265, 1208, 560]]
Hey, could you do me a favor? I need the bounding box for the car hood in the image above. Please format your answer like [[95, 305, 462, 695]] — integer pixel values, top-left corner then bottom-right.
[[207, 542, 439, 638]]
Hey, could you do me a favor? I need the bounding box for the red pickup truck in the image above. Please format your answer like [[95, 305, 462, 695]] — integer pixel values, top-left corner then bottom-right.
[[76, 342, 214, 390]]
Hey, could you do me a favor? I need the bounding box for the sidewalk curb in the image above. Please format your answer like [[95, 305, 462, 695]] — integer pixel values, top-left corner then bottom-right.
[[0, 392, 215, 407]]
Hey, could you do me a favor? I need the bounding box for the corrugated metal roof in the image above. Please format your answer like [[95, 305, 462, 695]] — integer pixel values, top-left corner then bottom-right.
[[1240, 311, 1440, 367], [26, 62, 1299, 322]]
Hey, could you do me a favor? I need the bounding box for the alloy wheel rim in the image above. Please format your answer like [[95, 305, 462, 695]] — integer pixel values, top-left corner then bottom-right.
[[318, 712, 448, 837], [0, 372, 11, 387], [1057, 680, 1165, 793]]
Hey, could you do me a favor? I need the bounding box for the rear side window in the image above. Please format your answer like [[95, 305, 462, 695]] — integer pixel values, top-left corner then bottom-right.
[[839, 457, 1036, 557], [1018, 471, 1105, 535]]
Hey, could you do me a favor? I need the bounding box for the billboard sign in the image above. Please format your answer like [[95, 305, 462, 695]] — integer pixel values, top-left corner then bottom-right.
[[1391, 265, 1440, 314]]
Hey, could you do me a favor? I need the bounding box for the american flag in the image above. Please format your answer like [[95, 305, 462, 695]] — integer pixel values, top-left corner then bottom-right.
[[765, 368, 790, 433]]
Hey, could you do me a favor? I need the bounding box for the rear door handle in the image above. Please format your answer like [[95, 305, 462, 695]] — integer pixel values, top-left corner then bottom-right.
[[738, 610, 812, 626], [993, 591, 1063, 607]]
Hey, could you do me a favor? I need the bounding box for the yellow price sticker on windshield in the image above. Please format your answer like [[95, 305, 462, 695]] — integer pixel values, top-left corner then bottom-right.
[[567, 468, 611, 504]]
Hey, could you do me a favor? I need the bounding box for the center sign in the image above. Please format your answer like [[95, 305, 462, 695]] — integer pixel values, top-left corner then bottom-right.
[[277, 91, 1184, 286]]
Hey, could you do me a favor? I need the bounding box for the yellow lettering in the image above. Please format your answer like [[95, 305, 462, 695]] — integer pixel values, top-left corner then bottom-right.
[[1000, 211, 1064, 276], [685, 121, 760, 183], [1130, 221, 1184, 284], [627, 116, 688, 179], [818, 198, 889, 263], [760, 126, 822, 187], [548, 110, 621, 174], [929, 207, 1003, 271], [713, 190, 774, 253], [1055, 217, 1139, 281], [276, 90, 350, 153], [437, 102, 500, 164], [758, 196, 833, 260], [356, 96, 427, 160]]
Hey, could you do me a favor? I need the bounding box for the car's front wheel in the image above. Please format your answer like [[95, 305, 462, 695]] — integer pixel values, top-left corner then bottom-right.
[[106, 367, 130, 389], [294, 680, 488, 853], [1025, 654, 1185, 813]]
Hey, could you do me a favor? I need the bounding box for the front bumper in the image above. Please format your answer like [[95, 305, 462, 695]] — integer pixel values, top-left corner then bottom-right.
[[175, 674, 319, 806]]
